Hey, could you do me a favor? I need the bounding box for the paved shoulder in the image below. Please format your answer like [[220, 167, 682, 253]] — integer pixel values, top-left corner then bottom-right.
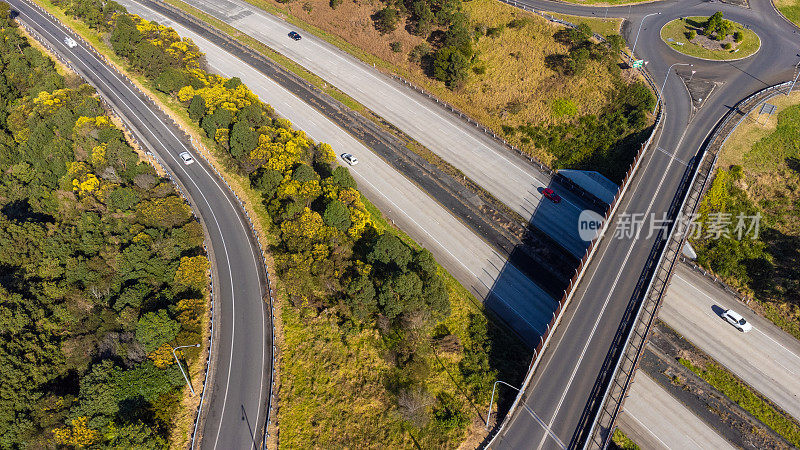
[[660, 263, 800, 420], [619, 373, 736, 450]]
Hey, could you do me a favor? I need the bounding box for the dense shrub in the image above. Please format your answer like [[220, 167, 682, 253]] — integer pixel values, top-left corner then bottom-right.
[[0, 10, 207, 447]]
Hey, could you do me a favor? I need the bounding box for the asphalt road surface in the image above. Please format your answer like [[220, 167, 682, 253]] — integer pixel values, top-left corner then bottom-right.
[[619, 373, 735, 450], [159, 0, 594, 258], [490, 0, 800, 447], [117, 0, 560, 346], [6, 1, 273, 449], [661, 263, 800, 421]]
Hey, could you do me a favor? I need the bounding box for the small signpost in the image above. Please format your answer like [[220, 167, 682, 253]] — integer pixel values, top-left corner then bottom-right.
[[632, 59, 644, 68]]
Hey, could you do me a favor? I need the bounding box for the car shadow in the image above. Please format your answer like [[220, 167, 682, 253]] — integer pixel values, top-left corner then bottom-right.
[[711, 304, 726, 317]]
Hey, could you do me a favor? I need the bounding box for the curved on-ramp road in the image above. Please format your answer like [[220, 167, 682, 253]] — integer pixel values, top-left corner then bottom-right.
[[488, 0, 799, 448], [7, 1, 273, 448]]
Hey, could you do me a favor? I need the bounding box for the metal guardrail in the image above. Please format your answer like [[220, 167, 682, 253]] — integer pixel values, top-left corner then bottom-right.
[[481, 5, 664, 445], [583, 80, 795, 449], [15, 2, 279, 448]]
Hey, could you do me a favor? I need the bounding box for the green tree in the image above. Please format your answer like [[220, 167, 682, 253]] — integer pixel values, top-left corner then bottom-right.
[[373, 7, 399, 35], [433, 46, 469, 89], [107, 186, 139, 211], [327, 166, 357, 190], [223, 77, 242, 89], [344, 272, 378, 320], [154, 68, 192, 94], [368, 234, 412, 270], [135, 310, 180, 352], [230, 121, 258, 159], [704, 12, 733, 40], [71, 360, 119, 428], [411, 0, 434, 36], [110, 14, 142, 58], [323, 200, 352, 232], [187, 95, 206, 122], [251, 168, 284, 200], [200, 108, 232, 139]]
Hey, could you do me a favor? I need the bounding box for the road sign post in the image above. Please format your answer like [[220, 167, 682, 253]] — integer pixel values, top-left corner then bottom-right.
[[632, 60, 644, 68]]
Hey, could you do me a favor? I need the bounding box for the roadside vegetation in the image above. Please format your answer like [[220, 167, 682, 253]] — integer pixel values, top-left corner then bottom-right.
[[547, 12, 623, 36], [775, 0, 800, 28], [239, 0, 654, 182], [679, 358, 800, 447], [48, 0, 531, 446], [0, 3, 210, 447], [660, 14, 760, 60], [691, 92, 800, 340], [610, 428, 640, 450]]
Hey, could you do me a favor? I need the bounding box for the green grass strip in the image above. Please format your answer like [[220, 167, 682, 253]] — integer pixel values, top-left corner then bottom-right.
[[679, 358, 800, 446]]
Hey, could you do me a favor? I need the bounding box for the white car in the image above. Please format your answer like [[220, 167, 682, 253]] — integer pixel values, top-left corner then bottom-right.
[[179, 151, 195, 165], [64, 37, 77, 48], [341, 153, 358, 166], [723, 309, 753, 333]]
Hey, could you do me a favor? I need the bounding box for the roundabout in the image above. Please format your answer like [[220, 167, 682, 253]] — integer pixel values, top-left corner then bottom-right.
[[660, 14, 761, 60]]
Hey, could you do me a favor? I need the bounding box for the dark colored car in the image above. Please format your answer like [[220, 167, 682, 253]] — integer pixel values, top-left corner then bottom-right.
[[542, 187, 561, 204], [288, 31, 302, 41]]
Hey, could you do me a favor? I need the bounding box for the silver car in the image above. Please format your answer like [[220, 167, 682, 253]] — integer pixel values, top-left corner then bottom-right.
[[341, 153, 358, 166], [179, 151, 195, 165], [723, 309, 752, 333]]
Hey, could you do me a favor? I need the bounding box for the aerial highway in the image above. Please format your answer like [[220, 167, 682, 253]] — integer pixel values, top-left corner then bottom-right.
[[117, 0, 800, 446], [489, 0, 799, 447], [6, 1, 273, 448], [115, 0, 560, 345], [660, 263, 800, 421], [135, 0, 595, 258], [619, 373, 735, 450]]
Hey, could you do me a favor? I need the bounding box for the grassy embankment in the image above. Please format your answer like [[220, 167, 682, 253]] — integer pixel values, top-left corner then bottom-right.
[[774, 0, 800, 28], [691, 91, 800, 340], [610, 428, 640, 450], [36, 0, 532, 447], [242, 0, 646, 172], [679, 358, 800, 447], [660, 16, 760, 60]]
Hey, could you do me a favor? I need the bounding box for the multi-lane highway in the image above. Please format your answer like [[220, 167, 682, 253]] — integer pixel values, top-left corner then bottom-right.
[[113, 0, 559, 345], [19, 0, 800, 446], [7, 1, 272, 448], [661, 263, 800, 421], [489, 0, 799, 447], [119, 0, 800, 447], [145, 0, 594, 258], [619, 373, 736, 450]]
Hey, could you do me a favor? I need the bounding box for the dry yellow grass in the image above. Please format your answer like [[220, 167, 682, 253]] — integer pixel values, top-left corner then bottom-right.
[[719, 90, 800, 168], [246, 0, 632, 165]]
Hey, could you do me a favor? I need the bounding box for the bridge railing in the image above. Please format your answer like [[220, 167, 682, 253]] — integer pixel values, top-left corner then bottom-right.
[[582, 80, 795, 449], [480, 5, 664, 445]]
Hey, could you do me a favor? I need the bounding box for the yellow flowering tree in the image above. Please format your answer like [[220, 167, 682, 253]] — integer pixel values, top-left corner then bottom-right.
[[52, 417, 99, 447], [174, 255, 211, 290], [149, 343, 175, 368]]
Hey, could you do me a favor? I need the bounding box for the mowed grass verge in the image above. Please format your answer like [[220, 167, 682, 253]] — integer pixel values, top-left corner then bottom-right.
[[774, 0, 800, 28], [660, 17, 760, 60], [705, 90, 800, 341], [679, 358, 800, 447], [547, 12, 623, 36], [244, 0, 640, 167]]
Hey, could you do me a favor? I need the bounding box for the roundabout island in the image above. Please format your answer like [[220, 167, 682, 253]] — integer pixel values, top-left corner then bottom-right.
[[660, 13, 761, 60]]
